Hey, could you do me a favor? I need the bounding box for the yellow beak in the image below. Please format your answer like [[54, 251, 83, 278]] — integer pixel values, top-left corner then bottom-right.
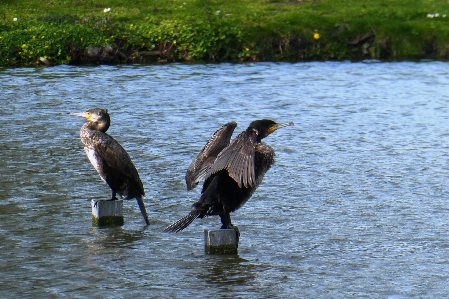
[[268, 121, 294, 133]]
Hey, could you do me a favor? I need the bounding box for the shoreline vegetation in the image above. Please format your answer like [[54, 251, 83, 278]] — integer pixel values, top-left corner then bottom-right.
[[1, 0, 449, 67]]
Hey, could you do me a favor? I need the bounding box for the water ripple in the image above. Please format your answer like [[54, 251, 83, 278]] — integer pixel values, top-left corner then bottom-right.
[[1, 61, 449, 298]]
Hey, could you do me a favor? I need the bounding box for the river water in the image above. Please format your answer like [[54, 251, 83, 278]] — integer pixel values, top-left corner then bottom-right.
[[1, 61, 449, 298]]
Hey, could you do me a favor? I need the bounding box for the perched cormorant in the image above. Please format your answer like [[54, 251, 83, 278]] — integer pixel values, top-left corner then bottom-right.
[[70, 108, 150, 225], [163, 119, 293, 233]]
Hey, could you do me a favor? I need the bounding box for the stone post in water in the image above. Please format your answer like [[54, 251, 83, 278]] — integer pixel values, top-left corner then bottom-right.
[[91, 199, 124, 226], [204, 228, 239, 254]]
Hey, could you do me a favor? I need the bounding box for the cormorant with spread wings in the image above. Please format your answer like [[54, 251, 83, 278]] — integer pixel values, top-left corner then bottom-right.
[[163, 119, 293, 233]]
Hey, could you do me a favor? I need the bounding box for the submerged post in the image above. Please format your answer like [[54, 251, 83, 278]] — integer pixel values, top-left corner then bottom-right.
[[91, 199, 124, 226], [204, 229, 239, 254]]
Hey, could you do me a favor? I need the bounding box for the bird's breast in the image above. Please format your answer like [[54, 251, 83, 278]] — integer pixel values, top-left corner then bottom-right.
[[84, 147, 106, 182], [254, 143, 275, 178], [255, 143, 275, 159]]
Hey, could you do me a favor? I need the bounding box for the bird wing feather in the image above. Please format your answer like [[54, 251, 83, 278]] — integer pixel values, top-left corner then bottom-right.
[[88, 131, 144, 193], [205, 129, 258, 188], [185, 121, 237, 190]]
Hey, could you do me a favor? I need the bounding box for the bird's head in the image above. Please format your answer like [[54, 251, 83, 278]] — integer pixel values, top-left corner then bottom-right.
[[248, 119, 293, 140], [70, 108, 110, 132]]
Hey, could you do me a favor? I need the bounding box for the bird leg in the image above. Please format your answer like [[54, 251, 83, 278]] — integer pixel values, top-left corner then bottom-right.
[[108, 191, 119, 201], [219, 213, 240, 238], [219, 212, 233, 228]]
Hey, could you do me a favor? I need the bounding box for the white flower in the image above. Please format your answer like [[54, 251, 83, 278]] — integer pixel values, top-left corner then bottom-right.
[[427, 13, 434, 18], [104, 8, 111, 13], [443, 14, 447, 18], [216, 10, 221, 15], [435, 13, 440, 17], [13, 17, 17, 21]]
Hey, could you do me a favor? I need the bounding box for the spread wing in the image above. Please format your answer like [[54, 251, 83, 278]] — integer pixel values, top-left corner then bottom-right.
[[205, 129, 257, 189], [88, 131, 144, 192], [185, 121, 237, 190]]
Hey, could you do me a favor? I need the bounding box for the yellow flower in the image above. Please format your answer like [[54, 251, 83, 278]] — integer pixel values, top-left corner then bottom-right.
[[313, 33, 320, 40], [41, 36, 45, 39], [21, 44, 26, 48]]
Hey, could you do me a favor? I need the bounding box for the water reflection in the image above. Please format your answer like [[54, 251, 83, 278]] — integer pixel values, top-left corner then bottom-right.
[[199, 255, 257, 285], [88, 227, 147, 251]]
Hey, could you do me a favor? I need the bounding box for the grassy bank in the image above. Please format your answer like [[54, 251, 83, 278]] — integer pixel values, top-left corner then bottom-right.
[[0, 0, 449, 66]]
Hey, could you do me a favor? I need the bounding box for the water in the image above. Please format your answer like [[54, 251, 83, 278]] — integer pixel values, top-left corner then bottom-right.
[[1, 61, 449, 298]]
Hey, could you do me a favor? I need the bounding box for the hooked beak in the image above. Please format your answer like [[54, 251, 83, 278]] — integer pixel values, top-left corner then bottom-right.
[[69, 112, 89, 119], [268, 121, 294, 133]]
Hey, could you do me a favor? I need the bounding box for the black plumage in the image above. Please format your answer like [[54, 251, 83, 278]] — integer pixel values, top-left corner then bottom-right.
[[163, 119, 293, 233], [70, 108, 149, 225]]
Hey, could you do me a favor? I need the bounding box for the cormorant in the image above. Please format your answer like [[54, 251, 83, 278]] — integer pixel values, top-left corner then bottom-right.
[[70, 108, 150, 225], [163, 119, 293, 233]]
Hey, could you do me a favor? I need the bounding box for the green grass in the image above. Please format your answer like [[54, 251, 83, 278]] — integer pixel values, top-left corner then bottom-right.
[[0, 0, 449, 65]]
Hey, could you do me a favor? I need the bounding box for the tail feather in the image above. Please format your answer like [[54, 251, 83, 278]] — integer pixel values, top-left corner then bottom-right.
[[136, 197, 150, 226], [163, 211, 201, 233]]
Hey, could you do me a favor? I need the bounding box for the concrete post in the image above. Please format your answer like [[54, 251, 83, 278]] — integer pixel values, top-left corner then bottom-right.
[[91, 199, 124, 226], [204, 228, 239, 254]]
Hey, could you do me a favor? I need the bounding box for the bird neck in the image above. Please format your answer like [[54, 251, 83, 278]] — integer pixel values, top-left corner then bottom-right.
[[247, 127, 264, 142], [86, 119, 110, 133]]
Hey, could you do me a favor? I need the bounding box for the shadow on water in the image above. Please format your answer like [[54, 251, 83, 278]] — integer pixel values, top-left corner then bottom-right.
[[88, 226, 147, 251]]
